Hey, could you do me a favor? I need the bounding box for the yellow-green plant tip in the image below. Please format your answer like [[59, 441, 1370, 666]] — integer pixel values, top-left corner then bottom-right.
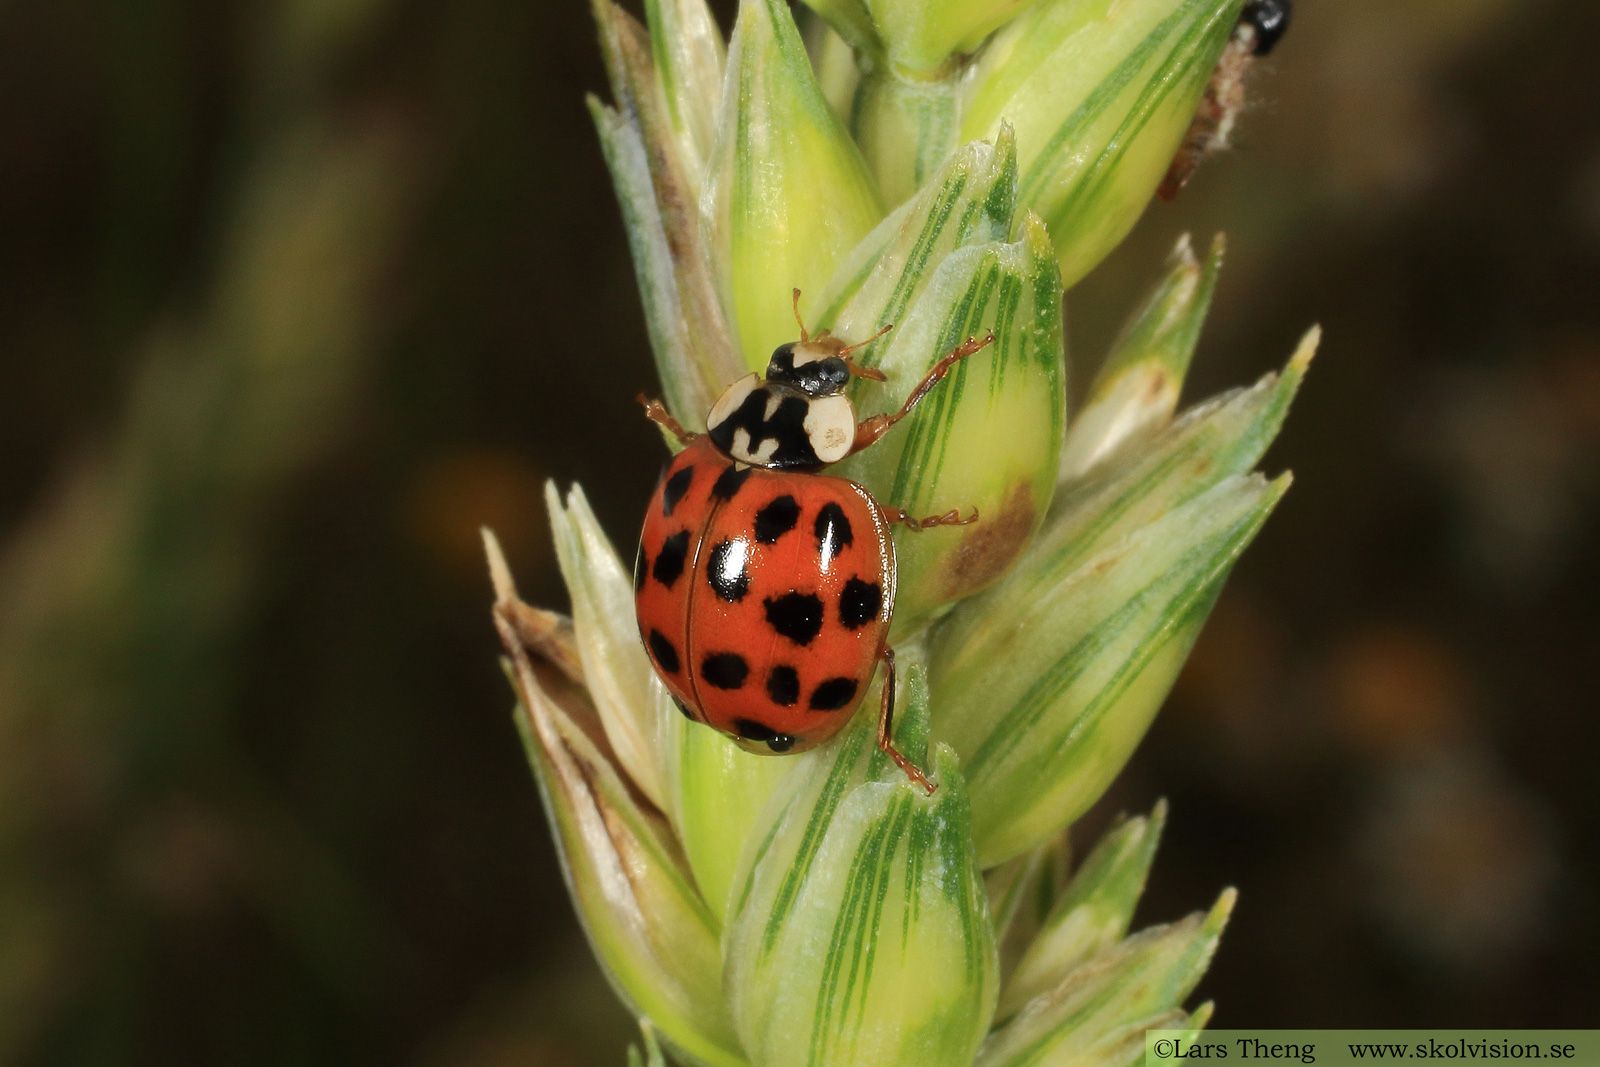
[[589, 0, 744, 424], [724, 731, 997, 1067], [703, 0, 884, 371], [997, 801, 1167, 1019], [660, 707, 794, 924], [867, 0, 1050, 75], [545, 481, 669, 810], [797, 0, 883, 59], [851, 69, 962, 209], [932, 471, 1290, 867], [836, 209, 1065, 628], [973, 894, 1231, 1067], [1060, 231, 1225, 482], [1288, 322, 1321, 374], [1070, 1009, 1194, 1067], [1004, 339, 1314, 612], [638, 1020, 670, 1067], [590, 99, 709, 424], [588, 93, 742, 427], [643, 0, 725, 197], [500, 642, 743, 1067], [1186, 1000, 1217, 1032], [819, 126, 1019, 341], [1206, 886, 1238, 932], [963, 0, 1244, 288]]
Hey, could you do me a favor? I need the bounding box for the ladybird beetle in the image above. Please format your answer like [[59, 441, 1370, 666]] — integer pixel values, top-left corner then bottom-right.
[[634, 291, 994, 792]]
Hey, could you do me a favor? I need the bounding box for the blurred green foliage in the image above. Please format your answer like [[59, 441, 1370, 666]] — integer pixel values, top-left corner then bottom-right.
[[0, 0, 1597, 1064]]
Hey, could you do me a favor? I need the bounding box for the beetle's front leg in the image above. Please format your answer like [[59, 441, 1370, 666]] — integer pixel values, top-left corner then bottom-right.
[[848, 332, 996, 455], [637, 393, 698, 445]]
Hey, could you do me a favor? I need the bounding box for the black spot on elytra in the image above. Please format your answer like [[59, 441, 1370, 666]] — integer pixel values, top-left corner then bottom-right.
[[808, 677, 859, 711], [661, 466, 694, 516], [733, 717, 796, 753], [815, 502, 854, 565], [648, 630, 680, 673], [633, 544, 648, 593], [765, 665, 800, 707], [765, 591, 824, 646], [700, 652, 749, 690], [706, 539, 750, 602], [754, 495, 801, 544], [652, 530, 689, 587], [839, 577, 882, 629], [712, 465, 752, 500]]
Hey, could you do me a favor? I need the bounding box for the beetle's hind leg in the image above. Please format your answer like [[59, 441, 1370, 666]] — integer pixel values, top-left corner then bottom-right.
[[637, 394, 697, 445], [878, 504, 979, 531], [876, 646, 936, 795]]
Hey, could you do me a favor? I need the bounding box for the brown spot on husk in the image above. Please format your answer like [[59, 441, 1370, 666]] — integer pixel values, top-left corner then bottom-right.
[[941, 482, 1038, 600], [1143, 367, 1174, 402]]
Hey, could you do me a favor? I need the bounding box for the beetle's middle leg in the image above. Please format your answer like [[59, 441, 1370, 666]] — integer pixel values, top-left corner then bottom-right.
[[878, 504, 979, 531]]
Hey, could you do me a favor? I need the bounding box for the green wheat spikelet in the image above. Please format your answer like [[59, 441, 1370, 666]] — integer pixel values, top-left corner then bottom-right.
[[487, 0, 1314, 1063]]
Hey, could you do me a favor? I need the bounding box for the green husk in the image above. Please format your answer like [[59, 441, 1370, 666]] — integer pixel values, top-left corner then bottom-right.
[[501, 642, 742, 1067], [998, 802, 1166, 1019], [1060, 233, 1224, 483], [964, 0, 1244, 287], [703, 0, 884, 370], [588, 0, 743, 422], [932, 467, 1292, 865], [643, 0, 725, 197], [724, 652, 998, 1067], [975, 891, 1233, 1067], [836, 212, 1066, 628], [850, 69, 962, 209]]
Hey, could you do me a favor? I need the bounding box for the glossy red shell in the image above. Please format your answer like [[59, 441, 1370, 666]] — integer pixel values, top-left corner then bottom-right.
[[634, 437, 895, 754]]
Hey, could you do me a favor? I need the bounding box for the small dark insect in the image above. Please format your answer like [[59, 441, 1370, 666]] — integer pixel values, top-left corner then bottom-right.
[[1242, 0, 1292, 56], [1158, 0, 1293, 200]]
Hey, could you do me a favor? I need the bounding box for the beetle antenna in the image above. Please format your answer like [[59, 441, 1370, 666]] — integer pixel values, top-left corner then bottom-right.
[[791, 288, 809, 342], [838, 322, 892, 357]]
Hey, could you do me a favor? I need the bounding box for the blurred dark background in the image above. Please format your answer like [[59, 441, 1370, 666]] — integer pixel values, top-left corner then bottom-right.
[[0, 0, 1594, 1062]]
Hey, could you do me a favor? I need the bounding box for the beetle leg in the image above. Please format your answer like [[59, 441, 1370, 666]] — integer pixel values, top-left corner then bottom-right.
[[876, 646, 936, 795], [849, 332, 996, 455], [637, 393, 698, 445], [877, 504, 980, 531]]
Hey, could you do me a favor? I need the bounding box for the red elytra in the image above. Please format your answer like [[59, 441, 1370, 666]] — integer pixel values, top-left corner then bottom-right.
[[636, 438, 894, 742], [633, 301, 993, 791]]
